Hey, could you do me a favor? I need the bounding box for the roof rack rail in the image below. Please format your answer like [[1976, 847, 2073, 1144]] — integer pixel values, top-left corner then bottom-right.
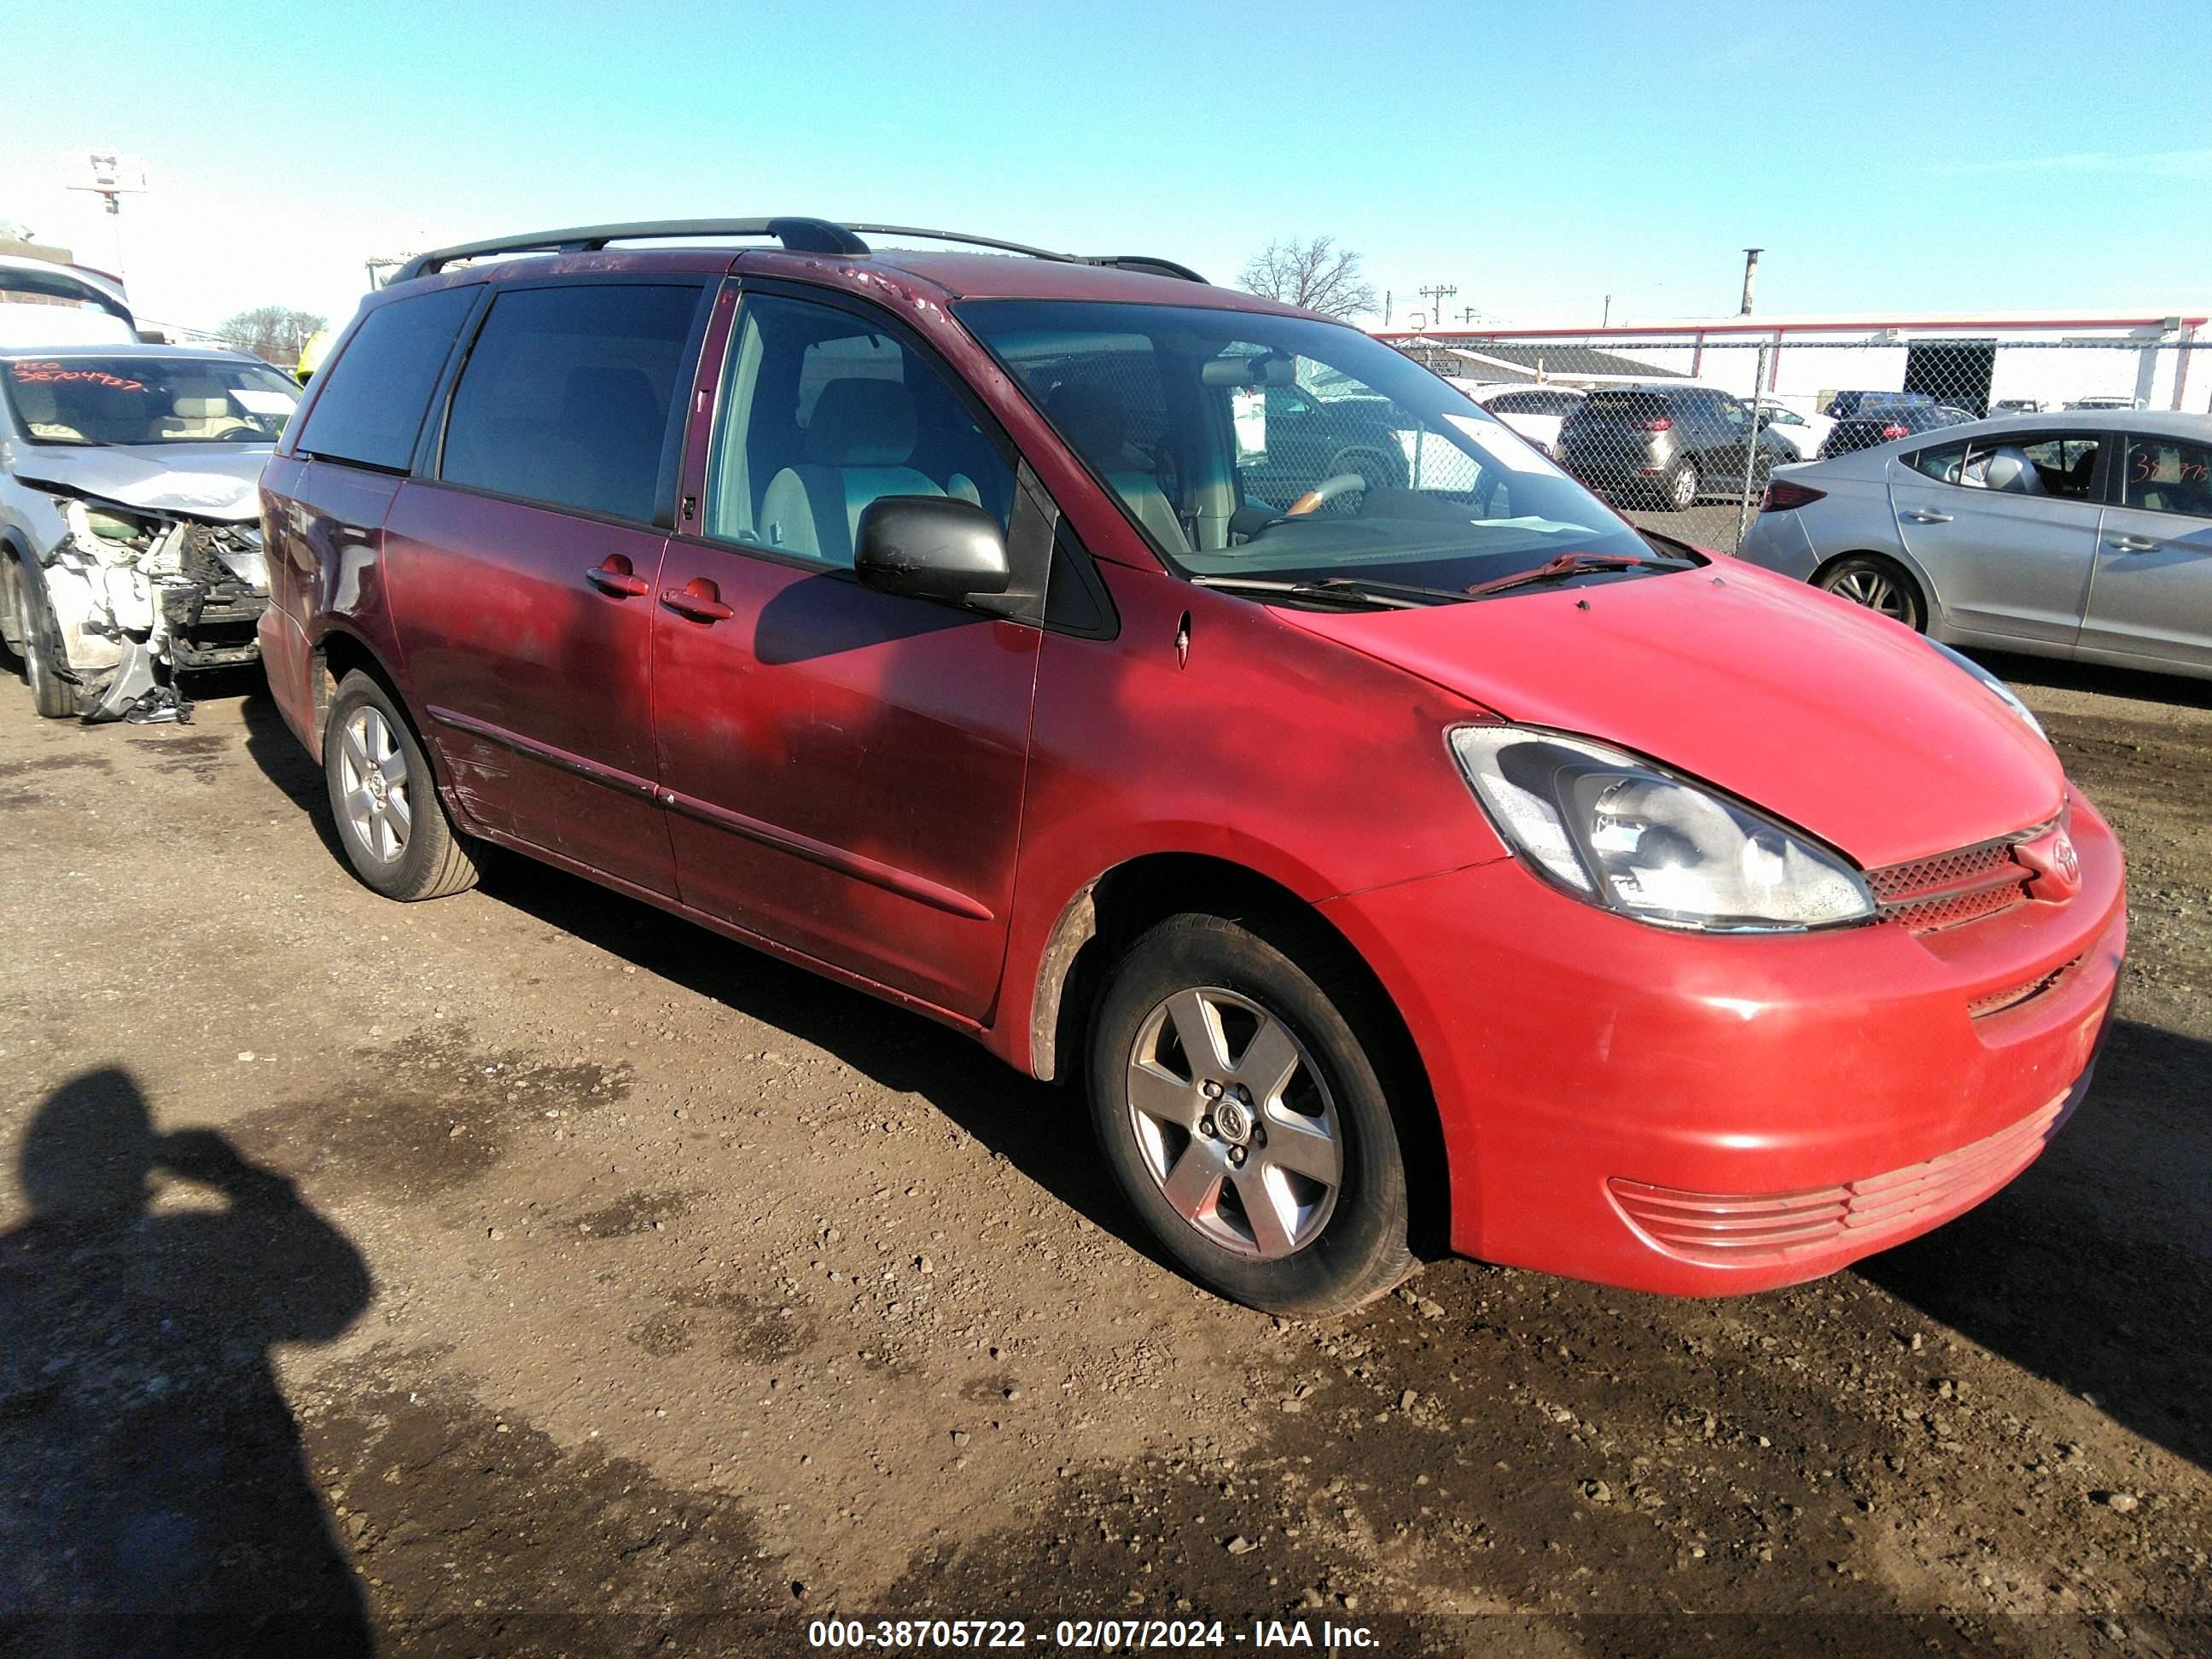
[[390, 218, 1208, 287], [392, 218, 869, 283], [841, 225, 1205, 282]]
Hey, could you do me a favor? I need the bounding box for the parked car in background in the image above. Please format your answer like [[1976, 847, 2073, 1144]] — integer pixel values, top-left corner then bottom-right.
[[1, 345, 299, 719], [1752, 398, 1834, 461], [1458, 381, 1585, 459], [1818, 399, 1971, 458], [256, 215, 2122, 1317], [1824, 389, 1937, 421], [2068, 394, 2146, 411], [1738, 410, 2212, 678], [1990, 399, 2045, 417], [1556, 383, 1797, 509], [0, 255, 138, 348]]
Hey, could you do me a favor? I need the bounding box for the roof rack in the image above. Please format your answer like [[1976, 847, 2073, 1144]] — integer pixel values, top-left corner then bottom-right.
[[392, 218, 1207, 287]]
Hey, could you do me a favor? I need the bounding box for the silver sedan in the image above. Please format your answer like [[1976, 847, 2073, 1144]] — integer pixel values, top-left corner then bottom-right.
[[1735, 410, 2212, 679]]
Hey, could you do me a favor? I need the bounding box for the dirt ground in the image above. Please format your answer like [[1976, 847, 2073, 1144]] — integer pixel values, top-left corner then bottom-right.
[[0, 647, 2206, 1659]]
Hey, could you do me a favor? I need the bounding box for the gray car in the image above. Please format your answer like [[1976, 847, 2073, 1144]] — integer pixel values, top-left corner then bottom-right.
[[1735, 410, 2212, 680], [0, 344, 297, 720]]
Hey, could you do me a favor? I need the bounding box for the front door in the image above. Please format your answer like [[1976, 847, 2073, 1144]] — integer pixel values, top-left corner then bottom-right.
[[649, 286, 1039, 1018], [1890, 430, 2106, 647], [2079, 430, 2212, 672], [382, 277, 710, 894]]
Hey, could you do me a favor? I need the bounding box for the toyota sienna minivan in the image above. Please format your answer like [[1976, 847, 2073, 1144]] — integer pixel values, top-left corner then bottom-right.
[[259, 218, 2125, 1316]]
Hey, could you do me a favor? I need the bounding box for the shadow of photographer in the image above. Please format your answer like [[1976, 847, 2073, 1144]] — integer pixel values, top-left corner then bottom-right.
[[0, 1068, 373, 1655]]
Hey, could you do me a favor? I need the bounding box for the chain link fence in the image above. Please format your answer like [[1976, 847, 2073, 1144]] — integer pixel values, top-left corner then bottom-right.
[[1394, 335, 2205, 553]]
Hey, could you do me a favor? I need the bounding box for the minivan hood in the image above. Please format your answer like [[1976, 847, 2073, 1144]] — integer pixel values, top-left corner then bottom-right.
[[11, 441, 270, 521], [1277, 562, 2065, 868]]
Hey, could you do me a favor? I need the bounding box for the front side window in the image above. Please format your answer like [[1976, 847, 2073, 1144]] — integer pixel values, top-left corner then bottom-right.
[[961, 300, 1656, 595], [294, 285, 478, 471], [2122, 434, 2212, 518], [705, 294, 1015, 568], [439, 282, 703, 523], [5, 354, 300, 447]]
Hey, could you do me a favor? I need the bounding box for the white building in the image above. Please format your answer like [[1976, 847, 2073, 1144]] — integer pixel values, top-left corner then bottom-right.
[[1377, 311, 2209, 416]]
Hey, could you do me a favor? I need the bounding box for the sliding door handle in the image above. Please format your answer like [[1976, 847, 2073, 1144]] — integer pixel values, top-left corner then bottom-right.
[[2106, 534, 2161, 553], [1901, 509, 1953, 524], [660, 579, 734, 623]]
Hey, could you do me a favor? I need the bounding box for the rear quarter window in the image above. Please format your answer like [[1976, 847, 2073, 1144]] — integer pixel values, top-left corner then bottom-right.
[[294, 286, 478, 472]]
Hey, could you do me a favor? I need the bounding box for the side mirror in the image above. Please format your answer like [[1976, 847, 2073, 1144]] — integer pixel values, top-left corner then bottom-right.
[[854, 495, 1010, 604]]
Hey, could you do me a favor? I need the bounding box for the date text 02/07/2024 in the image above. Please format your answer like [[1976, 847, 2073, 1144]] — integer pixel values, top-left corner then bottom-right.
[[802, 1616, 1382, 1649]]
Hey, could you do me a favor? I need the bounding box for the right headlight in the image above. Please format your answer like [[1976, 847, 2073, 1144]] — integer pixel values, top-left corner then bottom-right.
[[1449, 725, 1876, 933]]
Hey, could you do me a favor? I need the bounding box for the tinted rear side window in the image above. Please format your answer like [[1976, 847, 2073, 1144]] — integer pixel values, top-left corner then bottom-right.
[[294, 286, 477, 471], [439, 283, 703, 525]]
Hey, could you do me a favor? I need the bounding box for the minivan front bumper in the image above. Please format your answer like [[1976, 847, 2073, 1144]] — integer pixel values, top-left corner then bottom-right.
[[1319, 792, 2126, 1295]]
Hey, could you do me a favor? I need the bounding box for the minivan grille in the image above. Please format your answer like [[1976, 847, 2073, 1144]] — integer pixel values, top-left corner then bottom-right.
[[1607, 1093, 2071, 1266], [1866, 836, 2032, 933]]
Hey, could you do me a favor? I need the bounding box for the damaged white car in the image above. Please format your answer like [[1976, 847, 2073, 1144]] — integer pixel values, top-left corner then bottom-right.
[[1, 346, 297, 721]]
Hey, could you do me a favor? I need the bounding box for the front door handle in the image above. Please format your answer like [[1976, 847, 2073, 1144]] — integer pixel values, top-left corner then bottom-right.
[[585, 556, 650, 597], [660, 578, 734, 623], [2107, 533, 2162, 553], [1901, 509, 1953, 524]]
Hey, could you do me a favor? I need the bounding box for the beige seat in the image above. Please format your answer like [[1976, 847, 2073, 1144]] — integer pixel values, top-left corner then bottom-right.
[[8, 381, 86, 442], [1043, 381, 1189, 555], [154, 392, 240, 440], [761, 380, 946, 567]]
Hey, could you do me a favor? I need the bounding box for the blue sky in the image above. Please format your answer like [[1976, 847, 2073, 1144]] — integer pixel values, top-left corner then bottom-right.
[[4, 0, 2207, 335]]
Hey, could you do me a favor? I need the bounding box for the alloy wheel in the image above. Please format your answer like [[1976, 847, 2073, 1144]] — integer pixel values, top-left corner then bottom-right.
[[1123, 986, 1343, 1260], [338, 706, 412, 863], [1831, 566, 1909, 620]]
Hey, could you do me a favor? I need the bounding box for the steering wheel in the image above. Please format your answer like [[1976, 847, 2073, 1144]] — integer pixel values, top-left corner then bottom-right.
[[1285, 471, 1368, 517]]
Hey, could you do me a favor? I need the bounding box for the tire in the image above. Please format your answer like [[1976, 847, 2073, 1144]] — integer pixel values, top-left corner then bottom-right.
[[1817, 554, 1925, 632], [1086, 912, 1416, 1318], [14, 560, 79, 719], [323, 669, 478, 900], [1662, 458, 1699, 512]]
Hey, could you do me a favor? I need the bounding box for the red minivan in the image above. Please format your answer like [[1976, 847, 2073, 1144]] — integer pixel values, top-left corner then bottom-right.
[[259, 219, 2125, 1316]]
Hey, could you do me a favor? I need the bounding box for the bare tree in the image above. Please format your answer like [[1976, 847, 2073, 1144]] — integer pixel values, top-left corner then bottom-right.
[[218, 306, 327, 368], [1237, 236, 1379, 321]]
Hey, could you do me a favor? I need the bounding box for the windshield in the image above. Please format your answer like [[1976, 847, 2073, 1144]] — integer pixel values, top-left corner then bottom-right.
[[3, 356, 300, 447], [958, 300, 1661, 597]]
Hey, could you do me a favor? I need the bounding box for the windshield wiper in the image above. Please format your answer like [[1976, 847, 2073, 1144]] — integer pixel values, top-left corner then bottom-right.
[[1190, 575, 1464, 611], [1462, 552, 1674, 599]]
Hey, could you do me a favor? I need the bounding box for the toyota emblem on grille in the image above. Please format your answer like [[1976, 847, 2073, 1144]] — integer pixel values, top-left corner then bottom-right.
[[2017, 826, 2083, 899]]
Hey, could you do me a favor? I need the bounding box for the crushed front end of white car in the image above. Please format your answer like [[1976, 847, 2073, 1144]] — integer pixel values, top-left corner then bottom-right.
[[29, 486, 269, 720]]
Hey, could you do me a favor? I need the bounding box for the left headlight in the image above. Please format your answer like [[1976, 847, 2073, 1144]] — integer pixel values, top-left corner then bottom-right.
[[1449, 725, 1876, 932]]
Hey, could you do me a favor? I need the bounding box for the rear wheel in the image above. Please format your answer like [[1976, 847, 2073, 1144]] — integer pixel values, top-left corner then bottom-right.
[[13, 560, 79, 719], [1086, 913, 1416, 1318], [1662, 458, 1699, 511], [1818, 554, 1925, 631], [323, 670, 478, 900]]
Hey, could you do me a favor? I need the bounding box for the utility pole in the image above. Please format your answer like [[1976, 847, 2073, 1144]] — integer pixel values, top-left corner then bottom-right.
[[1417, 283, 1458, 328], [64, 148, 147, 282], [1602, 294, 1612, 327], [1739, 247, 1763, 316]]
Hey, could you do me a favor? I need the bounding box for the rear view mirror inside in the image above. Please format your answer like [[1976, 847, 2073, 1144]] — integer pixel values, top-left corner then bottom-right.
[[1202, 352, 1295, 387]]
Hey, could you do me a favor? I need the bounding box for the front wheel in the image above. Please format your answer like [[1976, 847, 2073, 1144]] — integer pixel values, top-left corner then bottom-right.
[[1818, 555, 1926, 632], [13, 560, 79, 719], [1086, 913, 1416, 1317]]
